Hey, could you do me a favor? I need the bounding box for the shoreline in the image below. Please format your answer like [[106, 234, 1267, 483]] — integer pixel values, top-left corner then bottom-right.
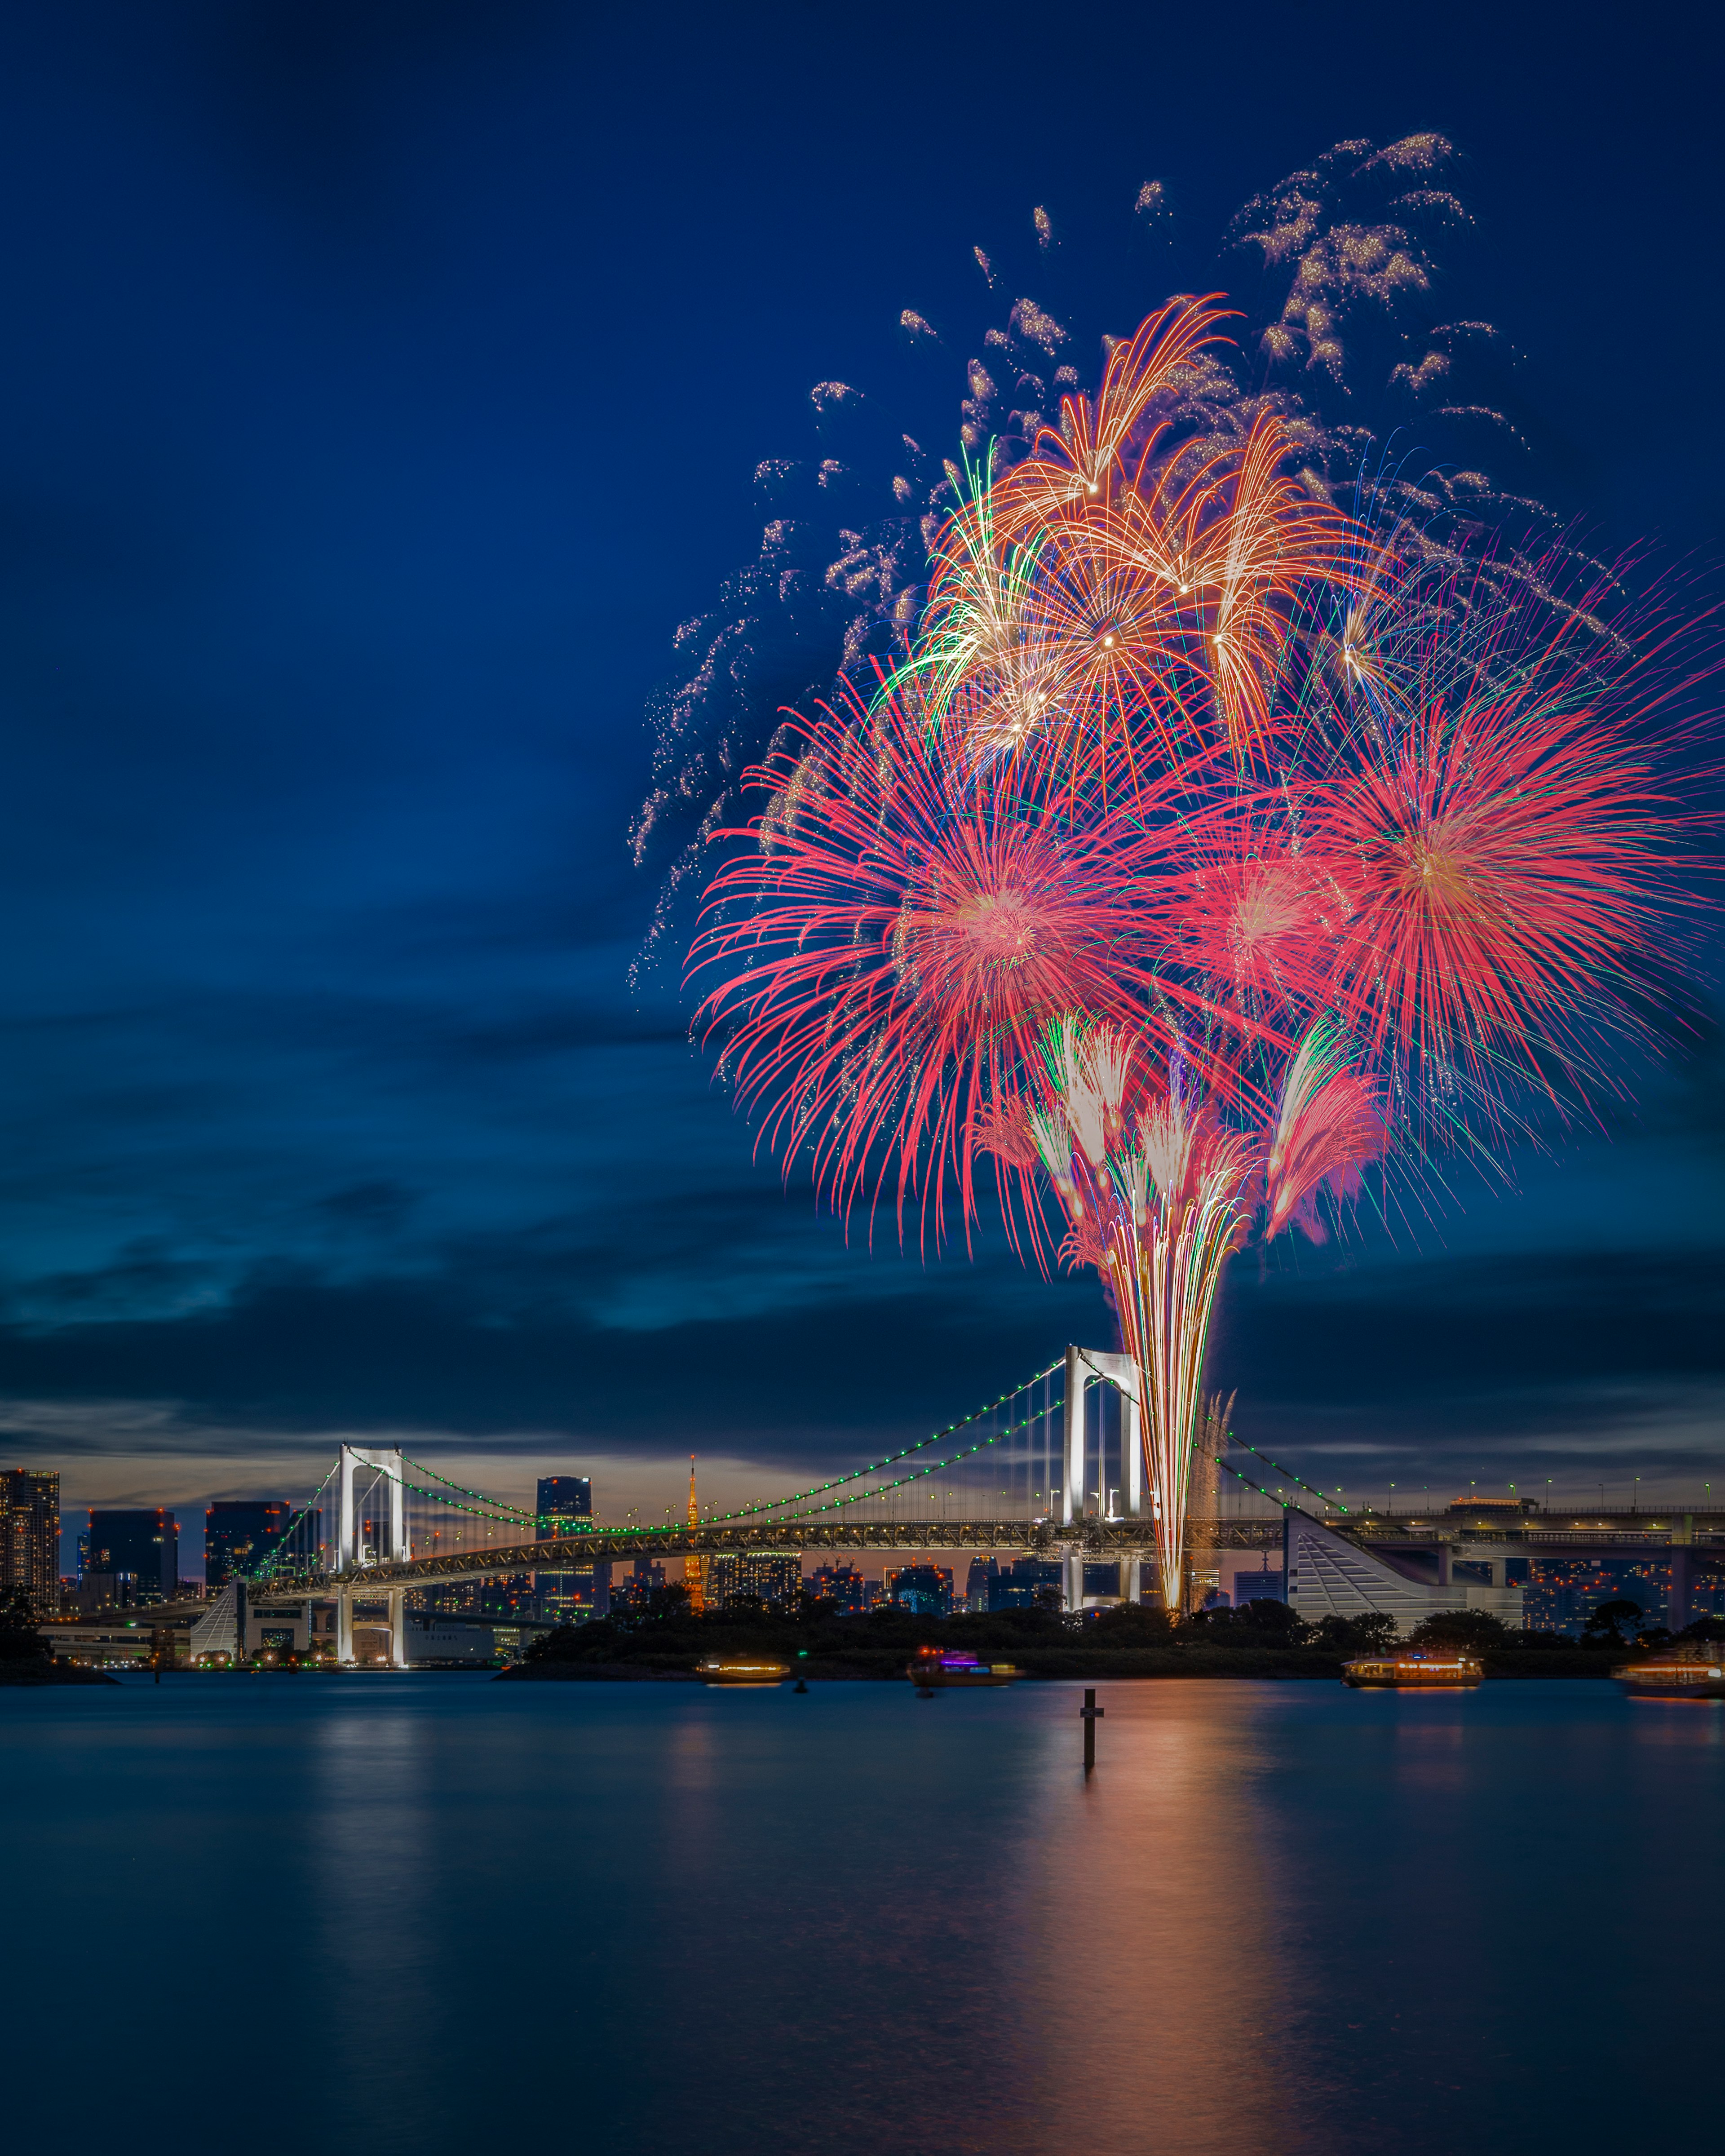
[[499, 1647, 1624, 1684]]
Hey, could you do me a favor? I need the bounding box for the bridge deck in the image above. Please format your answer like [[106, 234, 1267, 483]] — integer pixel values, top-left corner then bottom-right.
[[257, 1515, 1284, 1593], [251, 1506, 1725, 1596]]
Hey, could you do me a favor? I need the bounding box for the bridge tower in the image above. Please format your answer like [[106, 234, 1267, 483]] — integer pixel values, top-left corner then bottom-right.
[[1063, 1347, 1149, 1611], [683, 1456, 705, 1614], [332, 1444, 411, 1667]]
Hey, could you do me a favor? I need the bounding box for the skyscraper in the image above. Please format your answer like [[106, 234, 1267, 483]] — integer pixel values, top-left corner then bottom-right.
[[205, 1500, 293, 1587], [964, 1557, 998, 1613], [536, 1475, 605, 1620], [1, 1470, 61, 1615], [85, 1509, 178, 1605], [537, 1476, 592, 1531]]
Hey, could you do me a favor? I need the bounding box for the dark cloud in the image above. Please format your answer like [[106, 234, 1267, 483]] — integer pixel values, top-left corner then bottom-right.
[[0, 1241, 1105, 1463]]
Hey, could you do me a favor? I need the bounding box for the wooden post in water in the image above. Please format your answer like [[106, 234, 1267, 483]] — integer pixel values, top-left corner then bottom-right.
[[1080, 1686, 1104, 1773]]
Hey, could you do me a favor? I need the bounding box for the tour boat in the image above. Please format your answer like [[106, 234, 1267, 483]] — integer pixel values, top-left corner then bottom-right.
[[1342, 1652, 1484, 1690], [696, 1657, 791, 1687], [1613, 1656, 1725, 1700], [907, 1648, 1022, 1689]]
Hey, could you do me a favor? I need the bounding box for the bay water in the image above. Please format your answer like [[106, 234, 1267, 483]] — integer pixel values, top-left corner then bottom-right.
[[4, 1673, 1718, 2153]]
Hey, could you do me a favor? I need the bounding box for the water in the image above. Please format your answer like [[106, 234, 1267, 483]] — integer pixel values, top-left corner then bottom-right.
[[4, 1674, 1720, 2154]]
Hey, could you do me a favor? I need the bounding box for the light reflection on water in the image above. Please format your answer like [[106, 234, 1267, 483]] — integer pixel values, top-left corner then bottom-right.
[[4, 1675, 1720, 2155]]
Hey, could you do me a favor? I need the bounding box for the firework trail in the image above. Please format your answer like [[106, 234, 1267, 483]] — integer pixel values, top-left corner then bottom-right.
[[989, 1017, 1381, 1609]]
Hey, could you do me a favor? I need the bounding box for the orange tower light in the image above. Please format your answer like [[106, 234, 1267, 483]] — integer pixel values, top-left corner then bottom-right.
[[684, 1455, 705, 1614]]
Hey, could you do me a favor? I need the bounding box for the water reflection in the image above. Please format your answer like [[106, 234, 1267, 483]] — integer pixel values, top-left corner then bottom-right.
[[1023, 1686, 1283, 2155]]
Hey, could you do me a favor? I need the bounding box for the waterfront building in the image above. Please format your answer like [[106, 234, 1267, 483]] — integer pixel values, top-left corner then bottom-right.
[[84, 1510, 178, 1606], [204, 1500, 293, 1587], [2, 1469, 61, 1614], [886, 1564, 953, 1616], [809, 1563, 867, 1613], [707, 1552, 803, 1608], [1234, 1567, 1285, 1607], [1286, 1514, 1524, 1634]]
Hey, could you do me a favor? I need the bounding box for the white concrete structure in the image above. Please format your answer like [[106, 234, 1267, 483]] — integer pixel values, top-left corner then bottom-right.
[[1286, 1512, 1523, 1635]]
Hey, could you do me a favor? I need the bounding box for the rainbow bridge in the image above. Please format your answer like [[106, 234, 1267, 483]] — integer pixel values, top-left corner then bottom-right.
[[189, 1345, 1725, 1663]]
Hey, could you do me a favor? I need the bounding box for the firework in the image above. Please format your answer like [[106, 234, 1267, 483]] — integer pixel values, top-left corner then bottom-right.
[[688, 682, 1243, 1247], [637, 136, 1557, 983], [686, 271, 1703, 1608]]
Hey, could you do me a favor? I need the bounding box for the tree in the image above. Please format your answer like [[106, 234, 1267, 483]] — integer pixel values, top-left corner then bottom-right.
[[1407, 1609, 1509, 1653], [0, 1585, 49, 1662], [1311, 1612, 1399, 1656], [1224, 1598, 1307, 1642], [1582, 1599, 1645, 1646]]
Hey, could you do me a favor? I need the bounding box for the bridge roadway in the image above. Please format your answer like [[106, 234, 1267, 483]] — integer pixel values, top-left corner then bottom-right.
[[261, 1514, 1284, 1595], [256, 1505, 1725, 1600]]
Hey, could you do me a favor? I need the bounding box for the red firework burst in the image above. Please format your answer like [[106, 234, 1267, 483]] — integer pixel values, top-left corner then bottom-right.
[[1301, 569, 1694, 1101], [688, 682, 1243, 1244]]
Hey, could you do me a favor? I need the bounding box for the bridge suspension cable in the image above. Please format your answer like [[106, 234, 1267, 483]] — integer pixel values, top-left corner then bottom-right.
[[703, 1356, 1066, 1523]]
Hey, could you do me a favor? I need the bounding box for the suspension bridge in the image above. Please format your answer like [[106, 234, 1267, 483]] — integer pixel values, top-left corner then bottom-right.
[[190, 1345, 1324, 1664]]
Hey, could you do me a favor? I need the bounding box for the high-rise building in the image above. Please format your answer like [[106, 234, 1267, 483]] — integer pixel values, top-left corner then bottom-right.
[[809, 1563, 867, 1613], [537, 1476, 592, 1531], [707, 1553, 803, 1609], [535, 1475, 601, 1621], [85, 1510, 178, 1606], [1, 1470, 61, 1614], [1233, 1568, 1285, 1608], [205, 1500, 293, 1587], [988, 1557, 1062, 1611], [964, 1557, 998, 1613], [886, 1564, 953, 1616]]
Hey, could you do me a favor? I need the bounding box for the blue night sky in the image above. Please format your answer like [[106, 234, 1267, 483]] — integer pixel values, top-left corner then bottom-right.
[[0, 1, 1718, 1552]]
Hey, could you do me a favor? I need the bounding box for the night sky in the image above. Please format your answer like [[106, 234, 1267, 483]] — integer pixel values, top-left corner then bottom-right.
[[0, 1, 1718, 1556]]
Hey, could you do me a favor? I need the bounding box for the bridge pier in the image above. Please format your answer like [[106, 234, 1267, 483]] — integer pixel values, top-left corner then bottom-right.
[[1120, 1555, 1142, 1605], [1063, 1547, 1085, 1613], [335, 1589, 353, 1665], [1670, 1544, 1694, 1633]]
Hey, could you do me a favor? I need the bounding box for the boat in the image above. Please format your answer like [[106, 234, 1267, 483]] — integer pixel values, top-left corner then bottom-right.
[[1342, 1651, 1484, 1690], [1613, 1654, 1725, 1699], [907, 1648, 1022, 1690], [695, 1658, 790, 1687]]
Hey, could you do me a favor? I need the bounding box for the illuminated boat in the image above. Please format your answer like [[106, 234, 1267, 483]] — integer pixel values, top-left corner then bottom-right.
[[696, 1658, 790, 1687], [1613, 1656, 1725, 1699], [907, 1648, 1022, 1689], [1342, 1652, 1483, 1690]]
